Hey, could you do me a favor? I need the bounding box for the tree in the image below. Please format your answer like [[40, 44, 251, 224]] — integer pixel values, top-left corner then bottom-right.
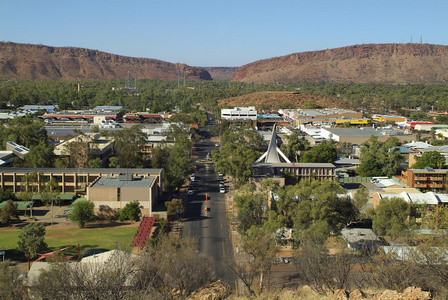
[[294, 239, 355, 295], [17, 223, 48, 258], [87, 157, 103, 168], [412, 151, 446, 169], [348, 185, 369, 224], [24, 142, 54, 168], [110, 125, 147, 168], [357, 136, 404, 177], [0, 261, 26, 299], [0, 200, 19, 225], [279, 132, 310, 162], [69, 200, 95, 228], [165, 198, 185, 217], [228, 226, 279, 296], [368, 197, 410, 241], [299, 143, 337, 163], [117, 201, 141, 222], [140, 235, 216, 298]]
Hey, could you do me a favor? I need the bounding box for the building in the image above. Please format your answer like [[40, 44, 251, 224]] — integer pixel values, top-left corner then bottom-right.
[[87, 173, 159, 217], [373, 191, 448, 209], [318, 128, 416, 144], [221, 107, 257, 121], [252, 126, 336, 182], [41, 110, 124, 126], [20, 105, 59, 112], [281, 108, 362, 128], [0, 168, 163, 197], [401, 167, 447, 193], [53, 133, 115, 163]]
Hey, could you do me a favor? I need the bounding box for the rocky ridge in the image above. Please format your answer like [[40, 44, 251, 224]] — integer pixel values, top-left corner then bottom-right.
[[0, 42, 212, 81], [231, 43, 448, 84]]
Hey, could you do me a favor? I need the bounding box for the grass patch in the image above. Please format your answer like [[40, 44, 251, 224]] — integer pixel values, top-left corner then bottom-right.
[[1, 225, 137, 261]]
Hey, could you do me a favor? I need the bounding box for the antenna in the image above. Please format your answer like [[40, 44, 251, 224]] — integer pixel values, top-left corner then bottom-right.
[[177, 65, 180, 89], [126, 70, 130, 89]]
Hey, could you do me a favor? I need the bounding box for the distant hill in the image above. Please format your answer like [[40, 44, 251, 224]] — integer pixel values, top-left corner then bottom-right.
[[231, 43, 448, 84], [0, 42, 212, 81], [202, 67, 238, 80], [217, 91, 352, 111]]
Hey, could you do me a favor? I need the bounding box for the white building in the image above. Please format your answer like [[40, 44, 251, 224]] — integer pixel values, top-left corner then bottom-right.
[[221, 107, 257, 121]]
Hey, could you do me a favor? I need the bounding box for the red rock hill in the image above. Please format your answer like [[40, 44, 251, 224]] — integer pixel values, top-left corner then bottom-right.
[[231, 43, 448, 84], [0, 42, 212, 81]]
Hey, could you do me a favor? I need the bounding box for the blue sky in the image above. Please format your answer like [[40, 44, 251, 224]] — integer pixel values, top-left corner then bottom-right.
[[1, 0, 447, 67]]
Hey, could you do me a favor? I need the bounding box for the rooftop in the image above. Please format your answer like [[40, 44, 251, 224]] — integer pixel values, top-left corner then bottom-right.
[[90, 176, 155, 188], [325, 127, 408, 137]]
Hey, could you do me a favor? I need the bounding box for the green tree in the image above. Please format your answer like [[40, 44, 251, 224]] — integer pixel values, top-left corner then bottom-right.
[[357, 136, 404, 177], [412, 151, 446, 169], [87, 157, 103, 168], [368, 197, 410, 241], [279, 132, 310, 162], [165, 198, 185, 217], [299, 143, 337, 163], [17, 223, 48, 258], [117, 201, 141, 222], [110, 125, 147, 168], [24, 142, 54, 168], [69, 200, 95, 228], [0, 200, 19, 225]]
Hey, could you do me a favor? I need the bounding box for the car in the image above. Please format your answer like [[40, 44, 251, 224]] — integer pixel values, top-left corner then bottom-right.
[[220, 187, 225, 194], [219, 182, 225, 188], [190, 173, 196, 181], [215, 143, 219, 147], [218, 173, 224, 180], [187, 189, 194, 196]]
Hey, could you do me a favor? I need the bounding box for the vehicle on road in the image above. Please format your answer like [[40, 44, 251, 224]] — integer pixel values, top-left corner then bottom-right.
[[188, 189, 194, 196], [215, 143, 219, 147], [220, 187, 225, 194]]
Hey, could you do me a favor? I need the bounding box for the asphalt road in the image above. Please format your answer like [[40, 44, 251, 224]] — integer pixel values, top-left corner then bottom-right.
[[181, 139, 237, 289]]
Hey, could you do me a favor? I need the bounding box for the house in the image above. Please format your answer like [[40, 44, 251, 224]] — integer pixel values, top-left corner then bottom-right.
[[401, 167, 447, 193], [53, 133, 115, 163], [341, 228, 383, 251]]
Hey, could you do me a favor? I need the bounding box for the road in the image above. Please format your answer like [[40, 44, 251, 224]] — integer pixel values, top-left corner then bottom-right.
[[181, 139, 237, 289]]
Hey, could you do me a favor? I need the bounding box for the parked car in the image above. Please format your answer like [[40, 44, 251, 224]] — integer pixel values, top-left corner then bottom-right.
[[220, 187, 225, 194], [190, 173, 196, 181], [215, 143, 219, 147], [188, 189, 194, 196]]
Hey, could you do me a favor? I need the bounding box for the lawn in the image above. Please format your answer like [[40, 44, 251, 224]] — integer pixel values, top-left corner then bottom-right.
[[1, 224, 138, 261]]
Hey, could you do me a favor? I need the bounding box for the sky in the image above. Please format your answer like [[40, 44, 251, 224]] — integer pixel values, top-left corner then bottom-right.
[[1, 0, 447, 67]]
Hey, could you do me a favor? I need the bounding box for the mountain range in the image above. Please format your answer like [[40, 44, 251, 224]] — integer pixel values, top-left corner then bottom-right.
[[1, 42, 448, 84]]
